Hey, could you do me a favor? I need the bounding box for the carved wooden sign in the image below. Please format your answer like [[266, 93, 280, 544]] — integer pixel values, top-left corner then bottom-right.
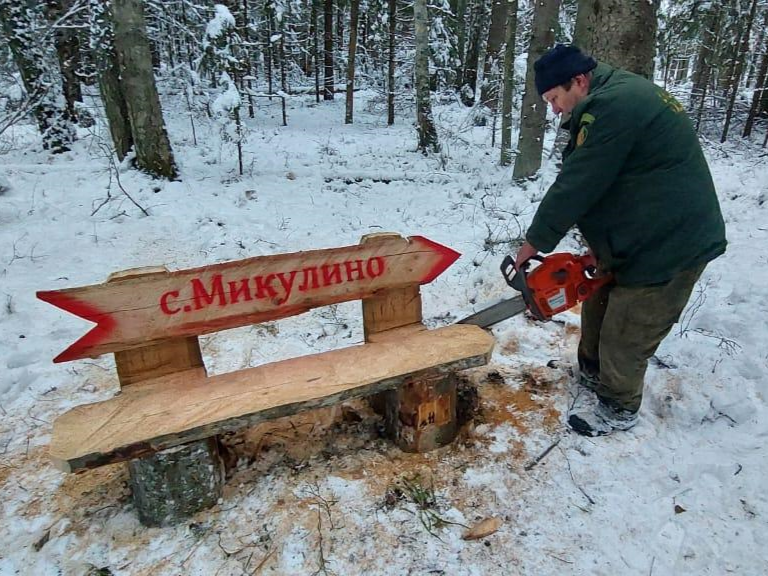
[[38, 235, 460, 362]]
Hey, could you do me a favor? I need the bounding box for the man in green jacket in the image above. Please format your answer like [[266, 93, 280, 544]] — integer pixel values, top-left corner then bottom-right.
[[515, 45, 727, 436]]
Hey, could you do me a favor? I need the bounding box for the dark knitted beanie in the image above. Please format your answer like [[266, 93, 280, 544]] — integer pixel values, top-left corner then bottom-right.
[[534, 44, 597, 95]]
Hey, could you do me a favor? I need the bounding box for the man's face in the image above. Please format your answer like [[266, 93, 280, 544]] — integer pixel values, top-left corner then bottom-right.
[[542, 74, 590, 116]]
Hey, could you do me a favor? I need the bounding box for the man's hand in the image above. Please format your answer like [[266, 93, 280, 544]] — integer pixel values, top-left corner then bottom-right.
[[515, 241, 539, 270]]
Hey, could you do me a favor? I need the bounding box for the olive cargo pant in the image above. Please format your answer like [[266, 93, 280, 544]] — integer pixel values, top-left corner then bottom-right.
[[577, 264, 706, 412]]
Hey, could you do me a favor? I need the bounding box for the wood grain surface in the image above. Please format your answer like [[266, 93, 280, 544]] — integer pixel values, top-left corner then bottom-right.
[[50, 324, 494, 471], [38, 235, 460, 362]]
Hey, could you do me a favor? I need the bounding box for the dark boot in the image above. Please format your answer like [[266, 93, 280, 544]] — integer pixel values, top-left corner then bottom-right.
[[568, 395, 638, 437]]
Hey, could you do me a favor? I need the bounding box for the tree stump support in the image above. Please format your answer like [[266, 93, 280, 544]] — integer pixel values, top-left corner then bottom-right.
[[109, 270, 224, 527], [360, 234, 459, 451]]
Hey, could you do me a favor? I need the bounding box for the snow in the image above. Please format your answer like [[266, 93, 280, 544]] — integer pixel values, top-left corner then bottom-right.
[[212, 72, 242, 115], [1, 88, 767, 575], [205, 4, 236, 40]]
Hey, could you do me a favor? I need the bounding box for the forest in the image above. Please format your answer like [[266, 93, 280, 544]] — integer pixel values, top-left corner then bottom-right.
[[2, 0, 767, 177]]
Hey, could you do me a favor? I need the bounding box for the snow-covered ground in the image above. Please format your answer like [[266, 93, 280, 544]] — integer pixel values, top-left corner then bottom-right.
[[1, 90, 767, 575]]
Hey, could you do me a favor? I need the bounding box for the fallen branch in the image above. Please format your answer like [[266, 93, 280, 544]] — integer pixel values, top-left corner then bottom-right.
[[92, 141, 149, 217], [524, 435, 562, 471], [312, 507, 335, 576], [250, 548, 275, 574], [561, 447, 595, 506]]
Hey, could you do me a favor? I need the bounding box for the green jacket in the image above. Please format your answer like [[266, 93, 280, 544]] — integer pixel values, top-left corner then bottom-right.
[[526, 63, 726, 286]]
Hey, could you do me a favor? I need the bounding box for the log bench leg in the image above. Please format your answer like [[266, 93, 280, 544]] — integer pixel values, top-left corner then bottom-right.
[[384, 373, 458, 452], [128, 438, 224, 527], [112, 328, 225, 526]]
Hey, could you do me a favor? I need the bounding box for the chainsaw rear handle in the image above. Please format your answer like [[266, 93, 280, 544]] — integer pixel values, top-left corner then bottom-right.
[[500, 254, 541, 286], [500, 255, 549, 321]]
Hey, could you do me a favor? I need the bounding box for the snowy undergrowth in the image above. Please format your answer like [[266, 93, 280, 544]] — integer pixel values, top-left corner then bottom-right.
[[0, 90, 766, 575]]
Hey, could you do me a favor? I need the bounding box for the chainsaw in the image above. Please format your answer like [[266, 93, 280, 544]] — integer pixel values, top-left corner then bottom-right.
[[458, 252, 611, 328]]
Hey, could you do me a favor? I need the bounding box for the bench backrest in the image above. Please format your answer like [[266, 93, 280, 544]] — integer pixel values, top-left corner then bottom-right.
[[38, 234, 460, 364]]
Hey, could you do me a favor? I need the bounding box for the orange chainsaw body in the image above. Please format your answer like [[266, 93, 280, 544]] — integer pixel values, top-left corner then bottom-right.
[[503, 252, 612, 321]]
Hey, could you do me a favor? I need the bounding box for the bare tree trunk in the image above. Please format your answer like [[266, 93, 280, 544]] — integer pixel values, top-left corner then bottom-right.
[[46, 0, 83, 123], [90, 0, 133, 160], [265, 4, 274, 98], [387, 0, 396, 125], [112, 0, 177, 179], [234, 106, 243, 174], [690, 1, 721, 114], [323, 0, 334, 99], [574, 0, 659, 78], [452, 0, 468, 88], [460, 0, 487, 106], [717, 0, 740, 94], [179, 0, 194, 70], [696, 8, 724, 131], [479, 0, 508, 111], [311, 0, 320, 102], [743, 42, 768, 137], [336, 0, 346, 56], [721, 0, 758, 142], [361, 12, 369, 73], [499, 0, 518, 166], [0, 0, 74, 153], [279, 20, 287, 125], [573, 0, 592, 52], [745, 15, 765, 88], [345, 0, 360, 123], [100, 67, 134, 159], [414, 0, 439, 151], [241, 0, 255, 118], [512, 0, 560, 180]]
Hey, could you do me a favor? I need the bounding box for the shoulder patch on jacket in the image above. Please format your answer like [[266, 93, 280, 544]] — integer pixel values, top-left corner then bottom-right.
[[575, 112, 595, 147], [576, 125, 588, 147], [658, 90, 684, 113]]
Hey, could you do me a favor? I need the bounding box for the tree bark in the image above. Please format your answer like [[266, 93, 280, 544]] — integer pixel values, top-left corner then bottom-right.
[[279, 18, 288, 124], [742, 9, 768, 138], [721, 0, 758, 142], [100, 61, 135, 160], [500, 0, 518, 166], [323, 0, 335, 99], [129, 438, 224, 526], [573, 0, 592, 52], [460, 0, 487, 105], [479, 0, 508, 111], [265, 4, 274, 97], [387, 0, 397, 125], [690, 1, 721, 115], [743, 43, 768, 138], [336, 0, 346, 56], [384, 374, 459, 452], [574, 0, 659, 78], [311, 0, 321, 102], [452, 0, 468, 88], [46, 0, 83, 123], [241, 0, 255, 118], [695, 5, 724, 131], [512, 0, 560, 180], [414, 0, 439, 151], [0, 0, 74, 153], [90, 0, 133, 160], [112, 0, 177, 178], [717, 0, 741, 94], [745, 14, 765, 88], [345, 0, 360, 123]]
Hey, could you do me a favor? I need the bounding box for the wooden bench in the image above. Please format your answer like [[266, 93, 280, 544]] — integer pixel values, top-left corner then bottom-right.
[[39, 233, 494, 526]]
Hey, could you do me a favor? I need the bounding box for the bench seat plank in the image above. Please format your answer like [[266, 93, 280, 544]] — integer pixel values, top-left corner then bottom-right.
[[51, 324, 494, 472]]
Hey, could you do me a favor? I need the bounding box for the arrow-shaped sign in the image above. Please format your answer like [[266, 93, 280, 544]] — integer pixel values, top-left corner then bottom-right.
[[38, 235, 460, 363]]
